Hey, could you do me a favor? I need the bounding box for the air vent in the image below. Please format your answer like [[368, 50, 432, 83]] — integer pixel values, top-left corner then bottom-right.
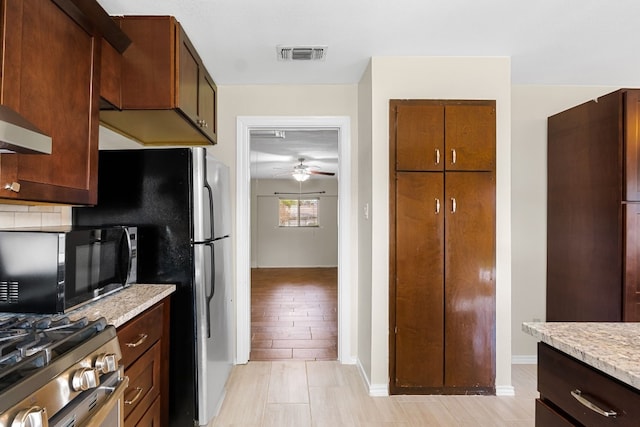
[[0, 281, 19, 303], [277, 45, 327, 61]]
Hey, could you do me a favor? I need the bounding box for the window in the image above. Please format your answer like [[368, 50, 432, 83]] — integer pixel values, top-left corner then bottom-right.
[[279, 198, 319, 227]]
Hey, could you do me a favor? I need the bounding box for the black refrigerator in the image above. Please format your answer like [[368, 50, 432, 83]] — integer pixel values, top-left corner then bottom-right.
[[73, 147, 232, 427]]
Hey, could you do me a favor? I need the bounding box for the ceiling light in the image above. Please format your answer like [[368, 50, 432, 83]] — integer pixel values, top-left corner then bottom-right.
[[292, 169, 310, 182], [277, 45, 327, 61]]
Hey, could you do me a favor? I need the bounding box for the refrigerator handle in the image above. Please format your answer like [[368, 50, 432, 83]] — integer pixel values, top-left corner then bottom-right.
[[203, 158, 215, 241], [205, 241, 215, 338]]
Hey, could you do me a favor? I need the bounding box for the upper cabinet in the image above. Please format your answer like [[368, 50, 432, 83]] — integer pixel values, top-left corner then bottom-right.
[[0, 0, 130, 205], [100, 16, 218, 146], [395, 101, 496, 172]]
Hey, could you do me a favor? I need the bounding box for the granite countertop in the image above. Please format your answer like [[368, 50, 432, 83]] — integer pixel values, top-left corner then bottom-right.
[[69, 284, 176, 328], [523, 322, 640, 390]]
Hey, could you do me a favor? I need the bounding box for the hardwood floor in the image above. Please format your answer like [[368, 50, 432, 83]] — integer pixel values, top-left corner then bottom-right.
[[210, 362, 537, 426], [250, 267, 338, 361]]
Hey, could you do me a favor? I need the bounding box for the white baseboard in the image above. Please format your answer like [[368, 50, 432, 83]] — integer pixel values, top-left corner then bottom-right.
[[495, 385, 515, 396], [512, 355, 537, 364], [356, 359, 389, 397]]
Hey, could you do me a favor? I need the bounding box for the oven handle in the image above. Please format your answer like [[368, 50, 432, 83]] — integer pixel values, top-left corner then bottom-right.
[[77, 376, 129, 427]]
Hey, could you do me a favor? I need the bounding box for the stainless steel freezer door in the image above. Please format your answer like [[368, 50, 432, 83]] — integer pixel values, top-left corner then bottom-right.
[[194, 237, 233, 426], [192, 147, 231, 243]]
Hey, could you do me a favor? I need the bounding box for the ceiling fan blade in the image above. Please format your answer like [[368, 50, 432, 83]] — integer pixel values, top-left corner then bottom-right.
[[309, 170, 335, 176]]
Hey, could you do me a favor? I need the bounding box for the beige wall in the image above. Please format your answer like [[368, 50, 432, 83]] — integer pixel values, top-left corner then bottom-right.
[[361, 56, 513, 393], [357, 62, 373, 384], [251, 178, 338, 268], [510, 85, 618, 359], [215, 84, 360, 360]]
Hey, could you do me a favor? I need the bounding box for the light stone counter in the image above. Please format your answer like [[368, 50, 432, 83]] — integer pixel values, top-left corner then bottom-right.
[[523, 322, 640, 390], [69, 284, 175, 328]]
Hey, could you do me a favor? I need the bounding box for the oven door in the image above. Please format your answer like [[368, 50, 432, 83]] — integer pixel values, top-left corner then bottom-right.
[[48, 372, 129, 427], [78, 376, 129, 427]]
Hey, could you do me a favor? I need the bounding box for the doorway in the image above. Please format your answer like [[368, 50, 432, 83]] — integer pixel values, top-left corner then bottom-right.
[[236, 116, 352, 364]]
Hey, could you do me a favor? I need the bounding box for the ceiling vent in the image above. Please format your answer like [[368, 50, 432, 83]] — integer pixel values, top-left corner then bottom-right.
[[277, 45, 327, 61]]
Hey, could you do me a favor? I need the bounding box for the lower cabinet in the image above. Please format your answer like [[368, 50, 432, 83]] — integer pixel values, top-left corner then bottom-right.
[[117, 300, 170, 427], [537, 342, 640, 426]]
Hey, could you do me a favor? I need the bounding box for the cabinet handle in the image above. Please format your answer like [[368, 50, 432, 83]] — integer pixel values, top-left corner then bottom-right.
[[570, 389, 618, 418], [125, 333, 148, 348], [435, 198, 440, 214], [451, 197, 457, 213], [435, 148, 440, 165], [197, 119, 208, 128], [124, 387, 144, 405], [4, 182, 20, 193], [451, 148, 457, 164]]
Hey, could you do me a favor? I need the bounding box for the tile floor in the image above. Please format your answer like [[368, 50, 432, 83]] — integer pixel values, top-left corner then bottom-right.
[[250, 267, 338, 361], [210, 362, 537, 426]]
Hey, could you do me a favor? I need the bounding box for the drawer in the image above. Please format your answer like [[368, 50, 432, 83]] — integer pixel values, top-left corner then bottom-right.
[[118, 302, 164, 367], [134, 396, 161, 427], [535, 399, 578, 426], [538, 342, 640, 426], [124, 341, 161, 427]]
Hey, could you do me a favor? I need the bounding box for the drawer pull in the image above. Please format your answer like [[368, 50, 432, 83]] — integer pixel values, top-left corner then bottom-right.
[[571, 389, 617, 418], [125, 333, 148, 348], [124, 387, 144, 405]]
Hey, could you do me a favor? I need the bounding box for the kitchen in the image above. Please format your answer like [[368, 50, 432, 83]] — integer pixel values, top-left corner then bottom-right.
[[0, 0, 638, 426]]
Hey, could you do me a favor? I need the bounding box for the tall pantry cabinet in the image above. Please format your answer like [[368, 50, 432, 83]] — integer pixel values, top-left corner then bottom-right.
[[547, 88, 640, 322], [390, 100, 496, 394]]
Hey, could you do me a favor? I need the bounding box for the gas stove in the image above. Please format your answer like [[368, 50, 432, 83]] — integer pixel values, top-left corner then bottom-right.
[[0, 314, 126, 427]]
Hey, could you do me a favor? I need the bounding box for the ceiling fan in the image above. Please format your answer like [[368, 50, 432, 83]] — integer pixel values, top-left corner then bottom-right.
[[291, 158, 335, 182]]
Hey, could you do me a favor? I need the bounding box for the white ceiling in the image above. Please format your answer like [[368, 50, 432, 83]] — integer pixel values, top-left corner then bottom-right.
[[97, 0, 640, 87], [96, 0, 640, 178], [250, 129, 339, 180]]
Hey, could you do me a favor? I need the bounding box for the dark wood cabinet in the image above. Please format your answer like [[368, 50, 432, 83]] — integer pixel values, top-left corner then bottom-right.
[[547, 88, 640, 321], [537, 342, 640, 426], [390, 100, 496, 394], [395, 103, 495, 172], [117, 300, 171, 427], [0, 0, 128, 205], [100, 16, 217, 146]]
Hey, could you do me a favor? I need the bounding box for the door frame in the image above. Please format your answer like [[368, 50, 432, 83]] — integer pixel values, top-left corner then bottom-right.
[[235, 116, 352, 364]]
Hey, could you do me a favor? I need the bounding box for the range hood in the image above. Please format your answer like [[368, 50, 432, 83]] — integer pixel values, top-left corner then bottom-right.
[[0, 105, 52, 154]]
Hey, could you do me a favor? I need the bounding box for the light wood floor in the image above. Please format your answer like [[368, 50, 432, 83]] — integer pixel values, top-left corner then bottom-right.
[[210, 362, 537, 426], [250, 267, 338, 361]]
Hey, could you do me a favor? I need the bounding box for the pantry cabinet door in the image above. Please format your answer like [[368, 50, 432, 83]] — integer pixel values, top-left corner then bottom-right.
[[394, 172, 444, 388], [444, 104, 496, 171], [444, 171, 496, 389], [395, 104, 445, 172]]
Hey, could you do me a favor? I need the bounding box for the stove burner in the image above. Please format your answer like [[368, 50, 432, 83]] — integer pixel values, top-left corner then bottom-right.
[[0, 314, 121, 427], [0, 314, 106, 390]]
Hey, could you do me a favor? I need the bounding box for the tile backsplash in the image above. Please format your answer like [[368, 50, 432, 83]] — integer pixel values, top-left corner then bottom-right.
[[0, 204, 72, 228]]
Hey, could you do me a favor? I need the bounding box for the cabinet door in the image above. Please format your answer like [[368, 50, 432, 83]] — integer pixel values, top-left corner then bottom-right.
[[395, 104, 445, 172], [624, 203, 640, 321], [394, 172, 444, 388], [178, 26, 199, 124], [445, 104, 496, 171], [444, 171, 496, 388], [177, 26, 217, 143], [0, 0, 99, 204], [198, 72, 217, 143], [625, 90, 640, 201]]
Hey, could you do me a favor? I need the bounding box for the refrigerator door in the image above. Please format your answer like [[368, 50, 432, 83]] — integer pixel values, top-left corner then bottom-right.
[[194, 237, 233, 425], [192, 148, 231, 242]]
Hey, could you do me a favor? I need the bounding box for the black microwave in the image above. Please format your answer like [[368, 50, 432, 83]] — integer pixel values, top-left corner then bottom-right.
[[0, 225, 137, 314]]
